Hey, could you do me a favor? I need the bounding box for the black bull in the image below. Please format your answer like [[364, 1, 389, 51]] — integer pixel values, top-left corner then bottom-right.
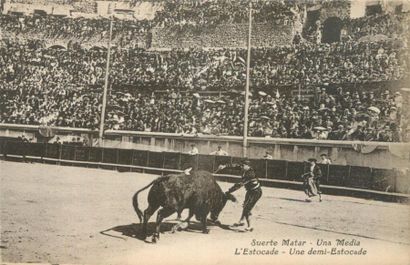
[[132, 170, 236, 242]]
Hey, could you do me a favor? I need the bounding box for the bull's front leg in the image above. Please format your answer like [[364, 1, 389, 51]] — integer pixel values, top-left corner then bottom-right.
[[172, 209, 194, 233], [184, 209, 194, 225], [176, 209, 182, 220], [153, 208, 175, 243], [200, 213, 209, 234]]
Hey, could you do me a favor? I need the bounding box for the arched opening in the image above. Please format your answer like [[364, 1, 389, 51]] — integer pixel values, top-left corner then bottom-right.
[[8, 11, 24, 16], [90, 46, 107, 51], [322, 17, 343, 43], [33, 9, 47, 16], [48, 45, 66, 50]]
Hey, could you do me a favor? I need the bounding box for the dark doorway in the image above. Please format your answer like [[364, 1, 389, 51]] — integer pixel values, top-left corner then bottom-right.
[[8, 11, 24, 16], [306, 10, 321, 27], [322, 17, 343, 43], [303, 9, 321, 38], [48, 45, 66, 50], [33, 9, 47, 16], [365, 4, 382, 16]]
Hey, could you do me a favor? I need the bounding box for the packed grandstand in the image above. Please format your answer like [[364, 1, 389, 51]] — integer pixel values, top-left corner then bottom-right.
[[0, 0, 409, 142]]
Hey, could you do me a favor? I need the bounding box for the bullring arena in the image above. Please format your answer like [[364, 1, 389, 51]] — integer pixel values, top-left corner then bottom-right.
[[1, 0, 410, 264], [1, 160, 409, 265]]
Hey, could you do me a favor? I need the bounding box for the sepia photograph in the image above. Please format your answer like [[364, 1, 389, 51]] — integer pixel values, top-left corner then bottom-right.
[[0, 0, 409, 264]]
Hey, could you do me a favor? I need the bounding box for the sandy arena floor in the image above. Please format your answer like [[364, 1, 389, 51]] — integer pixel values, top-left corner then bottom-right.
[[1, 160, 409, 265]]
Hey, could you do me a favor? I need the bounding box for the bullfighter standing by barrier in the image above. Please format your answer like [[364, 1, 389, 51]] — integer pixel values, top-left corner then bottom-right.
[[184, 144, 199, 175], [302, 158, 322, 202], [218, 159, 262, 232]]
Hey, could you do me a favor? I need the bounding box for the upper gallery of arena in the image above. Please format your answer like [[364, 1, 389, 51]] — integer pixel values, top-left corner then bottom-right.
[[1, 0, 408, 48]]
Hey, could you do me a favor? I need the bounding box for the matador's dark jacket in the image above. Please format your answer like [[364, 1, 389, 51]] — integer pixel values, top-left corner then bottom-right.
[[224, 164, 261, 193]]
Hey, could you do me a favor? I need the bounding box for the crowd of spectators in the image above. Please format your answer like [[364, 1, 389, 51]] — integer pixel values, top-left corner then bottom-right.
[[0, 0, 301, 46], [1, 34, 409, 142], [0, 14, 151, 47], [152, 0, 299, 28], [1, 4, 409, 142], [8, 0, 300, 26], [105, 88, 406, 142], [1, 38, 408, 91], [1, 6, 409, 49], [1, 80, 407, 142], [346, 13, 410, 40], [0, 40, 101, 128]]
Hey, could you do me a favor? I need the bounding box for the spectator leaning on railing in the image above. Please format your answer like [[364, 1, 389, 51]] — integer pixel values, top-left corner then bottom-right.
[[210, 145, 229, 156]]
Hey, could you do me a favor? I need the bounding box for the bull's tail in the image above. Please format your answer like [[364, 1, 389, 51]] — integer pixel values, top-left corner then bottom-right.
[[132, 177, 165, 223]]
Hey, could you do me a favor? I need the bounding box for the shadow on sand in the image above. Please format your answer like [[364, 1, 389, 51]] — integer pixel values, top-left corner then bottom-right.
[[276, 197, 311, 203], [218, 223, 248, 233], [100, 220, 223, 243]]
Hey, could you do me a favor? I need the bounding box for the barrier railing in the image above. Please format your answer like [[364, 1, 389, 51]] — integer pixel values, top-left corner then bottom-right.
[[0, 122, 395, 147], [2, 123, 410, 170], [1, 139, 409, 195]]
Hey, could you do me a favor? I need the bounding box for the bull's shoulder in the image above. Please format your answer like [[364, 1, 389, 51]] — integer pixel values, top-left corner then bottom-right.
[[195, 170, 213, 175], [193, 170, 215, 180], [193, 172, 223, 194], [161, 174, 195, 187], [165, 171, 215, 182], [152, 175, 170, 184], [160, 171, 218, 189]]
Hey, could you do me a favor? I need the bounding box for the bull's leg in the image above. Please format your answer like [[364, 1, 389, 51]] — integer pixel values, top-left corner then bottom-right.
[[142, 205, 159, 240], [200, 213, 209, 234], [184, 209, 194, 224], [182, 209, 194, 231], [152, 208, 175, 243], [172, 209, 194, 233], [176, 209, 182, 220]]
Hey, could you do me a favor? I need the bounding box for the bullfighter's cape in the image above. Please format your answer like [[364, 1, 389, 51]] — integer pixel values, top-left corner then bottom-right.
[[302, 164, 322, 197]]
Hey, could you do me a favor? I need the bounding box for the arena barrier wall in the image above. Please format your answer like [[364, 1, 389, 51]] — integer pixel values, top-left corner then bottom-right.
[[1, 123, 409, 170], [1, 139, 409, 201]]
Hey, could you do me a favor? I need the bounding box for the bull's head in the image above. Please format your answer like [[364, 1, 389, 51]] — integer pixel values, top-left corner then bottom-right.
[[210, 192, 237, 223]]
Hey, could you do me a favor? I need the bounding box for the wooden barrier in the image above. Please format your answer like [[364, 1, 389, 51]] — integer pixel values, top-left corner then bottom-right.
[[0, 123, 409, 169], [1, 139, 409, 197]]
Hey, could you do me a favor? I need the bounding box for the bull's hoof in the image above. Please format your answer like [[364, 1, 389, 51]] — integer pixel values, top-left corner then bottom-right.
[[202, 228, 210, 234], [209, 219, 221, 226], [171, 224, 179, 233], [179, 222, 188, 230]]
